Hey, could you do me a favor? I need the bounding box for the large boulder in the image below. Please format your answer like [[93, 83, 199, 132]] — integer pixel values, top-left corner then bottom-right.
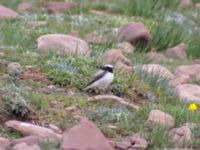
[[117, 22, 151, 49], [37, 34, 90, 56], [147, 109, 175, 129], [176, 84, 200, 104], [175, 65, 200, 80], [60, 118, 113, 150], [0, 5, 19, 19], [165, 43, 187, 60], [5, 120, 62, 143], [133, 64, 175, 80]]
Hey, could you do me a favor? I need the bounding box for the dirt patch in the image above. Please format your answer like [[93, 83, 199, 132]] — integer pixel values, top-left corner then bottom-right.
[[21, 68, 52, 85]]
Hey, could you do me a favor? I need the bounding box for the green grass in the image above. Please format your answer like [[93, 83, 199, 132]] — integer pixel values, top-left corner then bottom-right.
[[0, 0, 200, 149]]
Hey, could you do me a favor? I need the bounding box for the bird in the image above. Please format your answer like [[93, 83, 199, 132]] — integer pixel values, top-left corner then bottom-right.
[[83, 64, 114, 91]]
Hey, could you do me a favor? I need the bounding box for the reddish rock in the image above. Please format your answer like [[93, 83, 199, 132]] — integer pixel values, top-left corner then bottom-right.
[[102, 49, 131, 66], [12, 143, 41, 150], [175, 64, 200, 79], [115, 141, 132, 149], [195, 3, 200, 9], [192, 59, 200, 64], [169, 126, 192, 147], [60, 118, 113, 150], [147, 109, 175, 129], [68, 30, 80, 38], [37, 34, 90, 56], [179, 0, 193, 8], [115, 61, 133, 73], [8, 62, 21, 71], [165, 43, 187, 60], [145, 52, 167, 63], [85, 32, 104, 44], [49, 124, 62, 134], [117, 22, 151, 49], [44, 2, 76, 14], [0, 52, 5, 57], [129, 134, 148, 149], [94, 95, 140, 111], [117, 42, 135, 53], [176, 84, 200, 104], [18, 2, 32, 12], [133, 64, 175, 80], [0, 137, 10, 150], [0, 5, 19, 19], [169, 75, 191, 87], [11, 136, 39, 147], [5, 120, 62, 143]]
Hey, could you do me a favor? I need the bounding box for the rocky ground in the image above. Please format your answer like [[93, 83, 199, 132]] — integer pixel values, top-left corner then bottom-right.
[[0, 0, 200, 149]]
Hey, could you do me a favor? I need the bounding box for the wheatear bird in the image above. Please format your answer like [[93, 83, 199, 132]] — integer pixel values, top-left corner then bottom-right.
[[83, 64, 114, 91]]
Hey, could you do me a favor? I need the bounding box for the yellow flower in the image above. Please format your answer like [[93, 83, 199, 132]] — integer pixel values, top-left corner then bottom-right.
[[188, 103, 199, 112]]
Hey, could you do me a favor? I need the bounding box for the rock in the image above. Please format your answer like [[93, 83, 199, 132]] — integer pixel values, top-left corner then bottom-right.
[[179, 0, 193, 8], [7, 62, 22, 77], [117, 42, 135, 53], [115, 61, 133, 73], [182, 122, 197, 130], [85, 32, 104, 44], [93, 95, 140, 111], [169, 75, 191, 87], [12, 143, 41, 150], [165, 43, 187, 60], [133, 64, 175, 80], [169, 126, 192, 147], [26, 21, 48, 27], [5, 120, 62, 143], [102, 49, 131, 66], [65, 106, 81, 116], [0, 137, 10, 150], [175, 64, 200, 79], [145, 52, 167, 63], [68, 30, 80, 38], [18, 2, 32, 12], [117, 22, 151, 49], [147, 109, 175, 129], [37, 34, 90, 56], [195, 3, 200, 9], [192, 59, 200, 64], [115, 141, 132, 149], [49, 124, 63, 134], [0, 52, 5, 57], [176, 84, 200, 104], [60, 118, 113, 150], [11, 136, 39, 147], [0, 5, 19, 19], [44, 2, 76, 14], [8, 62, 21, 70], [129, 134, 148, 149]]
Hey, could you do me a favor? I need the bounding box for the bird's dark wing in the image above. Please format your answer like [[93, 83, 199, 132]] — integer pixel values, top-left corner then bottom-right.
[[84, 71, 107, 88]]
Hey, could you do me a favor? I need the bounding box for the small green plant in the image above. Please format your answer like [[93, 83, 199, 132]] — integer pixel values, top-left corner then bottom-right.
[[0, 83, 29, 117]]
